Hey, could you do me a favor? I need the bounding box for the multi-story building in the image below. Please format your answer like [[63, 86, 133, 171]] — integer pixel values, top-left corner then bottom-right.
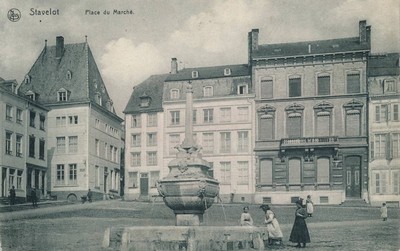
[[250, 21, 371, 204], [124, 59, 255, 202], [18, 36, 124, 201], [124, 74, 168, 200], [163, 60, 255, 202], [368, 53, 400, 206], [1, 78, 48, 202]]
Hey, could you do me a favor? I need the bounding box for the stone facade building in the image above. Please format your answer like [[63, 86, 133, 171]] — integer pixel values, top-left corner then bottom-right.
[[250, 21, 371, 204], [124, 60, 255, 202], [1, 78, 48, 202], [18, 37, 124, 201], [368, 53, 400, 206]]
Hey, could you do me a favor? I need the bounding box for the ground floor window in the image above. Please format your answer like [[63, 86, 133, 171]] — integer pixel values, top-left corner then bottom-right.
[[372, 171, 388, 194], [259, 159, 273, 184], [128, 172, 138, 188]]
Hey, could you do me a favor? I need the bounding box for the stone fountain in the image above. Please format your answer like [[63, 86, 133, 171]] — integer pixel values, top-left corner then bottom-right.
[[103, 82, 267, 251], [156, 82, 220, 226]]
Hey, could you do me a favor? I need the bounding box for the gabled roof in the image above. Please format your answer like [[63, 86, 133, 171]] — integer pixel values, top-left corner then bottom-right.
[[368, 53, 400, 77], [253, 37, 370, 59], [123, 74, 169, 114], [165, 64, 249, 81], [18, 39, 118, 116]]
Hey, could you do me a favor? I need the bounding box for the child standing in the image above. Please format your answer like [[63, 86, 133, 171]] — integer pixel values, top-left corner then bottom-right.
[[306, 195, 314, 217], [380, 203, 388, 221]]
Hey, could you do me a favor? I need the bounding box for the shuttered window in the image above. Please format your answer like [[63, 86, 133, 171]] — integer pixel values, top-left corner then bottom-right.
[[259, 115, 274, 140], [347, 74, 360, 93], [289, 158, 301, 184], [261, 79, 273, 98], [346, 110, 361, 136], [316, 112, 331, 136], [317, 158, 330, 183], [289, 78, 301, 97], [259, 159, 273, 184], [287, 113, 302, 138], [317, 76, 330, 95]]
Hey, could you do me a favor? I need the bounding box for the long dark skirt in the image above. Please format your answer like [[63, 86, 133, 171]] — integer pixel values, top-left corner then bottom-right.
[[289, 216, 310, 243]]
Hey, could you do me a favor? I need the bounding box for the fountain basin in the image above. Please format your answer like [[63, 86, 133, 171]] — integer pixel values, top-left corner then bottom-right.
[[103, 226, 267, 251]]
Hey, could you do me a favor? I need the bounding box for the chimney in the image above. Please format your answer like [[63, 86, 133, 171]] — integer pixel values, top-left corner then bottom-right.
[[359, 20, 367, 43], [366, 25, 371, 45], [171, 58, 178, 74], [56, 36, 64, 58], [248, 29, 259, 65]]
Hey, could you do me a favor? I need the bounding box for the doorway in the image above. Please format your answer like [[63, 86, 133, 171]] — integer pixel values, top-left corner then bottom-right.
[[140, 173, 149, 197], [345, 156, 361, 197]]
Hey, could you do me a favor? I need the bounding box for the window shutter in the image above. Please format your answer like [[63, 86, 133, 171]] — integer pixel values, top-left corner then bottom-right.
[[260, 159, 273, 184], [375, 106, 380, 122], [347, 74, 360, 93], [260, 116, 274, 140], [287, 114, 302, 138], [317, 76, 330, 95], [387, 133, 392, 160], [346, 111, 360, 136], [261, 79, 273, 98], [289, 78, 301, 97], [316, 113, 330, 136]]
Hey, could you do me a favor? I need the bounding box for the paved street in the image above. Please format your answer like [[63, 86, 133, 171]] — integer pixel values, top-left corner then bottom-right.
[[0, 200, 398, 250]]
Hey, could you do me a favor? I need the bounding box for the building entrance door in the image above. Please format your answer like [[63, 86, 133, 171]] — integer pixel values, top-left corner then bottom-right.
[[140, 173, 149, 197], [345, 156, 361, 197]]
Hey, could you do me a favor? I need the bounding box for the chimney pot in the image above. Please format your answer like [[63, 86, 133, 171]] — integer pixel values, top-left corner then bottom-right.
[[56, 36, 64, 58]]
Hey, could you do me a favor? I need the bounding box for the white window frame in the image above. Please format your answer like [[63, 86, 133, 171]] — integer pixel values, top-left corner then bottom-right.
[[203, 86, 213, 97]]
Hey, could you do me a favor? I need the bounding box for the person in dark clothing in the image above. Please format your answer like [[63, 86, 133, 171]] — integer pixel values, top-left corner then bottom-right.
[[87, 189, 93, 203], [31, 188, 38, 208], [9, 186, 16, 205], [289, 199, 310, 248]]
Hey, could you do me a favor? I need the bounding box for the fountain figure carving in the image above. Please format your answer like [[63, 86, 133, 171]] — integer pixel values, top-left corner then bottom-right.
[[156, 82, 220, 226]]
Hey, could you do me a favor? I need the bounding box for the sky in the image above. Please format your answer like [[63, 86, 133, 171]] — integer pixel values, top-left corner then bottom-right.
[[1, 0, 399, 116]]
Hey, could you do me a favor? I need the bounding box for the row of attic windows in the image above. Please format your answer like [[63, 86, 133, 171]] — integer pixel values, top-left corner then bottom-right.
[[169, 84, 248, 100], [24, 75, 114, 112], [24, 71, 72, 84], [190, 68, 232, 79]]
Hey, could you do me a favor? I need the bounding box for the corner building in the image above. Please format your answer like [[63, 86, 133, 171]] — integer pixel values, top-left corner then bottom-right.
[[1, 78, 48, 202], [18, 37, 124, 201], [250, 21, 371, 204], [368, 53, 400, 206]]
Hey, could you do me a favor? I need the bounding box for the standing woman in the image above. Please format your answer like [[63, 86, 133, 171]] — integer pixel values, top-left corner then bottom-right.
[[260, 204, 283, 246], [289, 199, 310, 248]]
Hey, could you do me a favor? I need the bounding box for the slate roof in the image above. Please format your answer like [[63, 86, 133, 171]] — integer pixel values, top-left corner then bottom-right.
[[123, 74, 169, 114], [18, 40, 118, 116], [368, 53, 400, 77], [253, 37, 370, 59], [165, 64, 249, 81]]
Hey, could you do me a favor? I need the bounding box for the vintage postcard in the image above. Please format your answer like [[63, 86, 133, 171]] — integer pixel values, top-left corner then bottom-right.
[[1, 0, 399, 250]]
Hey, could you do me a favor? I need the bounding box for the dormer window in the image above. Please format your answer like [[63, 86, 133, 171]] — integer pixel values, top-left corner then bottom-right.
[[57, 88, 69, 102], [170, 89, 180, 99], [95, 93, 102, 106], [140, 93, 151, 108], [25, 90, 37, 101], [384, 79, 396, 93], [107, 100, 114, 111], [203, 86, 213, 97], [66, 70, 72, 80], [24, 75, 31, 84], [237, 84, 248, 95], [224, 68, 231, 76], [192, 71, 198, 78]]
